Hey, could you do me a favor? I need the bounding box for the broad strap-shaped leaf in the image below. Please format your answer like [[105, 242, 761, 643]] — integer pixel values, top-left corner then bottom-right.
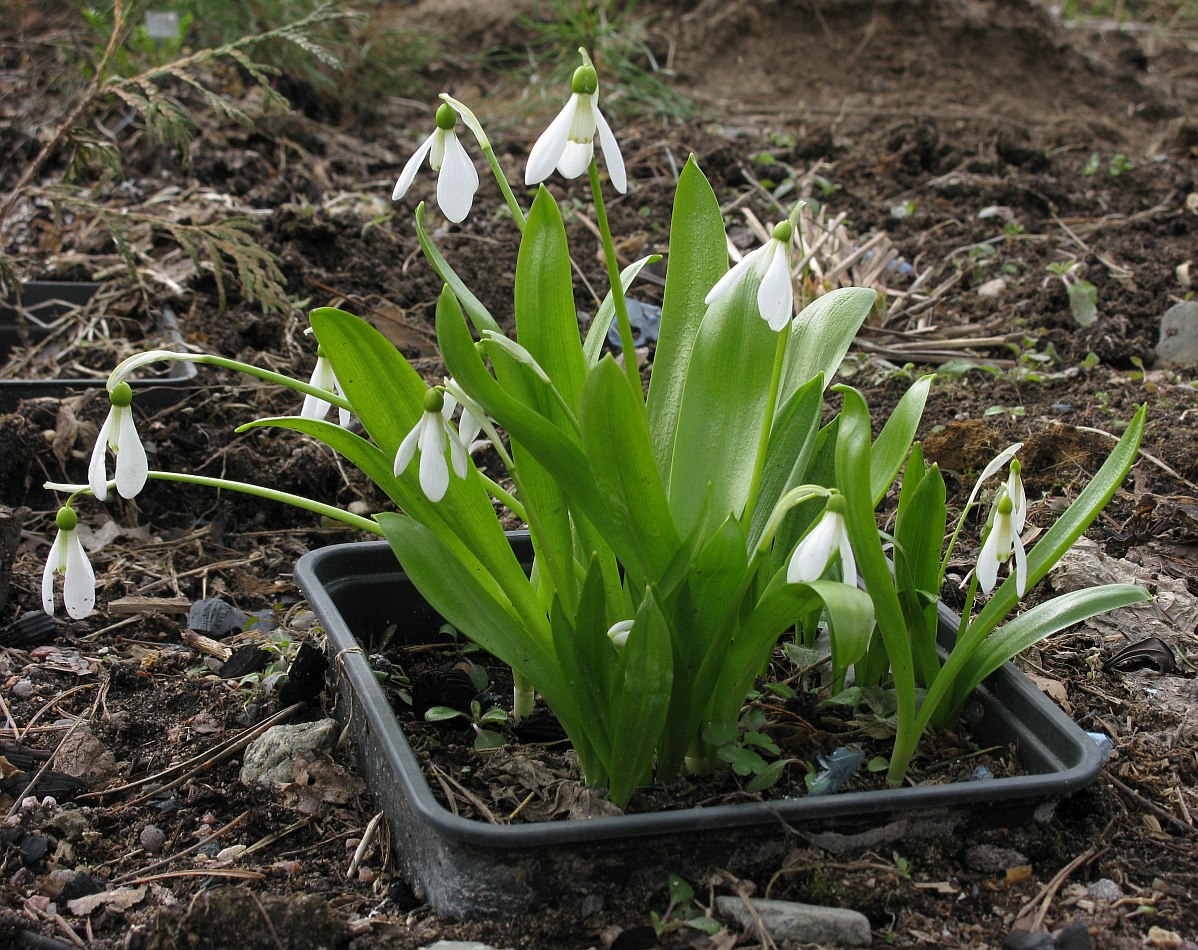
[[870, 374, 933, 506], [608, 587, 674, 808], [747, 374, 824, 549], [668, 276, 778, 534], [311, 305, 542, 635], [647, 157, 727, 483], [376, 515, 562, 708], [582, 255, 662, 366], [580, 357, 679, 579], [894, 447, 946, 687], [779, 288, 876, 403], [516, 186, 586, 407], [549, 559, 618, 780], [953, 584, 1149, 716], [414, 203, 501, 335]]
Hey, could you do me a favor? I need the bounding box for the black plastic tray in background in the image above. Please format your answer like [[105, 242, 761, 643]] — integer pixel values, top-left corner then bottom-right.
[[0, 281, 196, 410], [296, 533, 1105, 919]]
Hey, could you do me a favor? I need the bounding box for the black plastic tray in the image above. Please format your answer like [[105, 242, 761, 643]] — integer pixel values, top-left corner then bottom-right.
[[1, 281, 196, 410], [296, 533, 1103, 919]]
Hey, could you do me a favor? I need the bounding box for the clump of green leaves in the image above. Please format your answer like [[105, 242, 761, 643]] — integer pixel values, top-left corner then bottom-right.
[[1046, 261, 1099, 327]]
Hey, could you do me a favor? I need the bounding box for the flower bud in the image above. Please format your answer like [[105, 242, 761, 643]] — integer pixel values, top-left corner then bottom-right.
[[55, 506, 78, 531]]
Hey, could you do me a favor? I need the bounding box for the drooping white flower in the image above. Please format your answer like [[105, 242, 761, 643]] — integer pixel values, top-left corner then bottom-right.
[[88, 381, 147, 502], [976, 493, 1027, 596], [525, 51, 626, 194], [704, 221, 795, 331], [1006, 458, 1027, 534], [42, 506, 95, 620], [787, 495, 857, 587], [300, 346, 350, 428], [964, 442, 1022, 512], [393, 387, 470, 502], [392, 102, 480, 224]]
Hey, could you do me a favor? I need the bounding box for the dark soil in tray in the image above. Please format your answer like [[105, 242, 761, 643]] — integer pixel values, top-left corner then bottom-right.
[[1, 0, 1196, 946]]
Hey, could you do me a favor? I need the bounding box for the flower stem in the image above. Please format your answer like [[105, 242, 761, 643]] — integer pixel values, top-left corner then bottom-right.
[[146, 471, 381, 535], [742, 328, 790, 521], [479, 474, 526, 521], [587, 158, 639, 394]]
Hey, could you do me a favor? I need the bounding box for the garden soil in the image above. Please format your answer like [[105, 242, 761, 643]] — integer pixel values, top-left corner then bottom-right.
[[1, 0, 1196, 947]]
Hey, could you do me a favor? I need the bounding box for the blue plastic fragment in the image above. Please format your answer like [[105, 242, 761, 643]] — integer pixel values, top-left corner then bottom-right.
[[969, 766, 994, 781], [605, 298, 662, 352], [806, 746, 865, 796], [1086, 731, 1114, 763]]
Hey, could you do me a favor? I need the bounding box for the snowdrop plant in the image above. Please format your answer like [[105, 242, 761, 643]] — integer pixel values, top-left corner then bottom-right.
[[44, 49, 1148, 803]]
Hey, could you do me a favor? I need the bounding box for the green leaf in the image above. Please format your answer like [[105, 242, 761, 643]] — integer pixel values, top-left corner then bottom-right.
[[955, 584, 1148, 707], [517, 186, 585, 407], [583, 255, 662, 366], [746, 758, 789, 793], [580, 357, 679, 579], [894, 451, 946, 687], [779, 288, 876, 403], [668, 276, 778, 533], [648, 156, 727, 484], [1067, 280, 1098, 327], [423, 706, 464, 722], [608, 589, 674, 808], [668, 874, 694, 906], [870, 375, 933, 506], [473, 729, 506, 751]]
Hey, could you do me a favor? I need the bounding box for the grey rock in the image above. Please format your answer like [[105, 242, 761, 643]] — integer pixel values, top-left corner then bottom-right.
[[977, 277, 1008, 298], [139, 824, 166, 854], [580, 893, 604, 917], [46, 809, 89, 843], [1156, 301, 1198, 368], [1054, 919, 1095, 950], [1086, 878, 1123, 902], [965, 843, 1029, 873], [716, 896, 871, 947], [239, 718, 338, 786], [1003, 931, 1056, 950]]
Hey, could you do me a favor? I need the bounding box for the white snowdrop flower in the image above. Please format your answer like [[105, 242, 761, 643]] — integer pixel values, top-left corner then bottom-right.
[[704, 221, 795, 331], [1006, 458, 1027, 534], [88, 381, 148, 502], [787, 495, 857, 587], [525, 52, 626, 194], [393, 388, 470, 503], [300, 346, 350, 428], [42, 506, 96, 620], [606, 620, 634, 650], [392, 102, 480, 224], [976, 493, 1027, 596], [963, 442, 1023, 512]]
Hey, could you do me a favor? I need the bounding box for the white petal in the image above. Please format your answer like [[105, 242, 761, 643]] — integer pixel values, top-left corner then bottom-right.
[[113, 409, 148, 499], [976, 526, 1001, 594], [42, 531, 64, 614], [704, 244, 768, 306], [757, 241, 794, 331], [88, 413, 114, 502], [447, 426, 469, 479], [1008, 473, 1027, 534], [787, 515, 837, 584], [63, 530, 96, 619], [593, 105, 626, 193], [1012, 530, 1028, 597], [418, 417, 449, 502], [300, 359, 334, 421], [331, 369, 351, 428], [836, 523, 858, 588], [393, 420, 422, 477], [556, 140, 593, 179], [526, 99, 576, 185], [457, 405, 483, 447], [436, 132, 479, 223], [392, 132, 435, 201]]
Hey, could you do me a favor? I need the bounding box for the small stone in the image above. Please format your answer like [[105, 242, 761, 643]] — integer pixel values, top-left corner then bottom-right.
[[46, 809, 89, 843], [12, 679, 33, 697], [1156, 301, 1198, 369], [54, 727, 119, 785], [580, 893, 604, 917], [1054, 919, 1094, 950], [1086, 878, 1123, 902], [357, 866, 375, 884], [715, 896, 871, 947], [1148, 927, 1183, 948], [140, 825, 166, 854], [239, 719, 338, 786], [420, 943, 513, 950], [977, 277, 1008, 298], [216, 844, 246, 862], [965, 843, 1029, 873]]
